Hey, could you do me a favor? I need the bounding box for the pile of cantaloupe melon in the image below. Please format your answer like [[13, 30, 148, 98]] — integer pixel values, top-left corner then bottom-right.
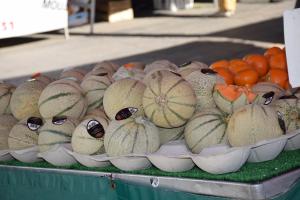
[[0, 47, 300, 174]]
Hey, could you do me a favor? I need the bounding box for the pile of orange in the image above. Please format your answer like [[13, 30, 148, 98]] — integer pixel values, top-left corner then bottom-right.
[[210, 47, 290, 90]]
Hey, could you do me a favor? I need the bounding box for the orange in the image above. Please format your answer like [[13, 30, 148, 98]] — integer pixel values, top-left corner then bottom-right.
[[234, 69, 259, 87], [243, 54, 269, 77], [264, 47, 283, 58], [269, 53, 287, 71], [266, 69, 288, 88], [210, 60, 229, 70], [259, 76, 266, 82], [228, 59, 251, 75], [214, 68, 234, 85]]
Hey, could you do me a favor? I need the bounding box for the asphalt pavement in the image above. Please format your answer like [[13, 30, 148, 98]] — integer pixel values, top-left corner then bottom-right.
[[0, 0, 296, 80]]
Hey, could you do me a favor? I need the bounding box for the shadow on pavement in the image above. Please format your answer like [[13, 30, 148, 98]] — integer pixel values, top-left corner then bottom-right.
[[5, 40, 266, 84], [0, 37, 47, 48], [110, 40, 266, 66], [64, 17, 284, 43], [134, 12, 220, 18], [210, 17, 284, 43]]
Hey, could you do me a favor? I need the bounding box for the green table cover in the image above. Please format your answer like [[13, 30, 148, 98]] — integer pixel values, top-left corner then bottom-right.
[[0, 166, 300, 200]]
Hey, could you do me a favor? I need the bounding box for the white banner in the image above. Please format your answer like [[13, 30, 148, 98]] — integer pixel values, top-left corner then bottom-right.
[[0, 0, 68, 39], [284, 8, 300, 87]]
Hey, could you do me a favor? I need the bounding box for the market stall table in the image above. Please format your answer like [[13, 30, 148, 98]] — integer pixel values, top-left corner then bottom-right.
[[1, 149, 300, 200]]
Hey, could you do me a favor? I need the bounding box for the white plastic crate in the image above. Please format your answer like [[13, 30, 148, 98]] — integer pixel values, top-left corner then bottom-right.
[[153, 0, 194, 12]]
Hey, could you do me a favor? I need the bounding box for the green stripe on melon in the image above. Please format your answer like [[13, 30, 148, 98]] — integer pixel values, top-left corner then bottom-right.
[[81, 74, 112, 112], [104, 117, 160, 157], [38, 79, 87, 119], [38, 92, 75, 107], [184, 108, 228, 153], [87, 97, 104, 110], [143, 73, 196, 128], [38, 118, 78, 152]]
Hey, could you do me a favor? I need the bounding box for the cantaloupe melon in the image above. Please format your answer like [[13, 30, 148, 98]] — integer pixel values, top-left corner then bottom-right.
[[81, 72, 112, 112], [60, 68, 87, 83], [0, 83, 15, 115], [185, 69, 223, 111], [227, 104, 284, 147], [104, 116, 160, 156], [38, 117, 79, 152], [0, 115, 18, 150], [272, 96, 300, 132], [84, 108, 108, 120], [32, 74, 53, 85], [143, 70, 176, 86], [158, 126, 185, 145], [184, 108, 228, 153], [143, 73, 196, 128], [144, 60, 178, 74], [72, 116, 109, 155], [178, 61, 208, 78], [10, 79, 49, 120], [213, 84, 258, 114], [8, 117, 43, 150], [103, 79, 146, 120], [252, 82, 285, 101], [112, 66, 145, 81], [86, 67, 114, 80], [38, 79, 87, 119], [92, 61, 119, 73]]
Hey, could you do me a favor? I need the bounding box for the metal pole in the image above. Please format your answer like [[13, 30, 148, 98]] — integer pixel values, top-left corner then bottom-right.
[[90, 0, 96, 34], [64, 27, 70, 40]]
